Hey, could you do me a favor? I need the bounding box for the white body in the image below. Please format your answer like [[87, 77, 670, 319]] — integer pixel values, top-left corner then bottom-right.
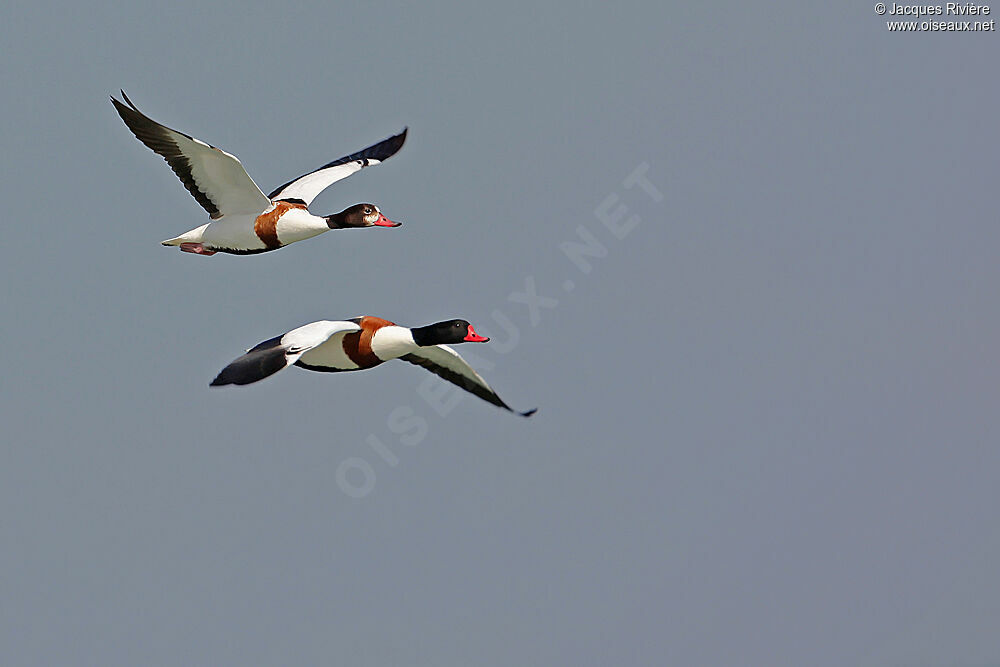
[[296, 325, 418, 369], [164, 207, 331, 250], [296, 328, 360, 369]]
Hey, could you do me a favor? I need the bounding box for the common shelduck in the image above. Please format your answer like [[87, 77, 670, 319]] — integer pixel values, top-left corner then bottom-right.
[[111, 91, 406, 256], [211, 316, 536, 417]]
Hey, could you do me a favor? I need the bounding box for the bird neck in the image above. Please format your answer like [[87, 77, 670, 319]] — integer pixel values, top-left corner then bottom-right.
[[325, 210, 347, 229]]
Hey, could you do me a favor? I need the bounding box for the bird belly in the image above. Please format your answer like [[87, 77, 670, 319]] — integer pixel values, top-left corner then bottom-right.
[[201, 216, 267, 251]]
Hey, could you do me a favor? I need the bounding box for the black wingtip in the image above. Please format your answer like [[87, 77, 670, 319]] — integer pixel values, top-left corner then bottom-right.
[[209, 367, 238, 386], [382, 127, 408, 157], [519, 408, 538, 418], [120, 89, 137, 110], [210, 339, 291, 387], [378, 128, 407, 158]]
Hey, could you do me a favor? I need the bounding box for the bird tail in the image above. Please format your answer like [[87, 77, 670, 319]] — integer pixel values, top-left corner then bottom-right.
[[161, 223, 209, 246]]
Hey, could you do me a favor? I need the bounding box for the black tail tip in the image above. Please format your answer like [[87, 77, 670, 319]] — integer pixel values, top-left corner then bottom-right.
[[209, 376, 228, 387], [519, 408, 538, 418]]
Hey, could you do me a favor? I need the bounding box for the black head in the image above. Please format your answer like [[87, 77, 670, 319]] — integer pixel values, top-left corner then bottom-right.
[[411, 319, 489, 346], [326, 203, 401, 229]]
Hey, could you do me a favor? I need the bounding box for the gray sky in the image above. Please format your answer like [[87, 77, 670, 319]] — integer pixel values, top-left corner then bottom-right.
[[2, 2, 999, 665]]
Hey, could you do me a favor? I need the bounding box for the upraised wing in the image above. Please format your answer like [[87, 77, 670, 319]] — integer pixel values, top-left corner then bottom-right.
[[112, 91, 271, 219], [401, 345, 536, 417], [267, 128, 408, 205], [210, 320, 361, 386]]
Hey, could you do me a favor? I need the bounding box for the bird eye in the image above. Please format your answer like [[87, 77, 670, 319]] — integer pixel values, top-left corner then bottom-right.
[[364, 207, 372, 215]]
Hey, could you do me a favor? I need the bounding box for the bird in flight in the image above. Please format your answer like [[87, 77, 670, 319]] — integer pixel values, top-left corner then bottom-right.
[[211, 315, 537, 417], [111, 91, 407, 256]]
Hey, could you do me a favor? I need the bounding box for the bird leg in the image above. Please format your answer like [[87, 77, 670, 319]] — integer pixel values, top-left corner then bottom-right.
[[179, 243, 216, 256]]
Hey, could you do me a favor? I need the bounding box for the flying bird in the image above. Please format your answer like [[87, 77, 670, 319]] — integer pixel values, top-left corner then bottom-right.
[[211, 316, 536, 417], [111, 91, 406, 256]]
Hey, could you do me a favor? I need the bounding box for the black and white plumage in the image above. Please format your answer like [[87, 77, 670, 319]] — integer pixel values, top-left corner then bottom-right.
[[267, 131, 407, 205], [111, 91, 406, 255], [209, 321, 359, 386], [211, 316, 536, 417]]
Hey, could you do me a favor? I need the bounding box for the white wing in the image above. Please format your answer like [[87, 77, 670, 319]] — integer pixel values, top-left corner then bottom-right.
[[112, 91, 271, 219], [400, 345, 536, 417], [211, 320, 361, 386], [267, 128, 408, 205]]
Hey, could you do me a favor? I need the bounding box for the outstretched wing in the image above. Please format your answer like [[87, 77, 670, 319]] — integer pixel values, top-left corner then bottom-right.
[[267, 128, 408, 205], [401, 345, 536, 417], [112, 90, 271, 219], [211, 320, 361, 386]]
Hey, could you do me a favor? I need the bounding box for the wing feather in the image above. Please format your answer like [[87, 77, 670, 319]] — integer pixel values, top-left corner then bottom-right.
[[401, 345, 536, 417], [211, 321, 361, 386], [268, 128, 408, 205], [112, 91, 270, 219]]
